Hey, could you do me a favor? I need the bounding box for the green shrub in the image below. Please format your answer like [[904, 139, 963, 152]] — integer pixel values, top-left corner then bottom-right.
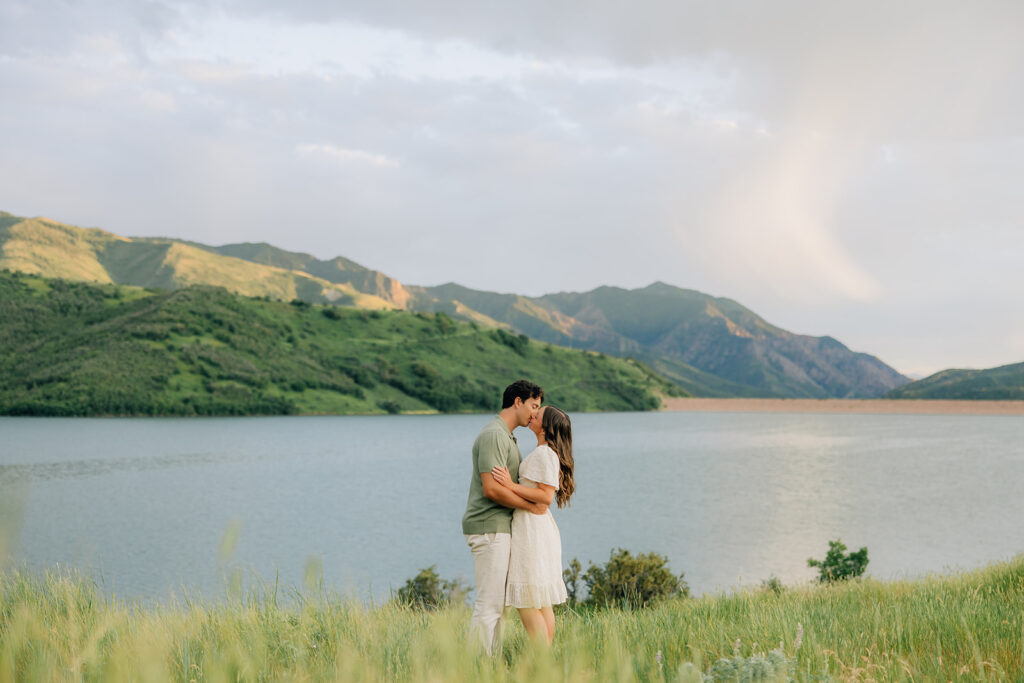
[[491, 328, 529, 355], [566, 548, 688, 609], [761, 575, 785, 595], [433, 312, 455, 334], [563, 558, 583, 604], [394, 566, 468, 610], [377, 400, 401, 414], [807, 538, 868, 583]]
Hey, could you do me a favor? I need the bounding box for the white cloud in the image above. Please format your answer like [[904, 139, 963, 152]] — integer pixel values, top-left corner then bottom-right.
[[296, 143, 400, 168]]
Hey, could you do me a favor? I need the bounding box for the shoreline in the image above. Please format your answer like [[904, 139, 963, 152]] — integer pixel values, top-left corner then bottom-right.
[[661, 397, 1024, 416]]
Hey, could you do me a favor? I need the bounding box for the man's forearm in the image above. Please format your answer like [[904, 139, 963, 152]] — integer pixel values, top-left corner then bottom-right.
[[507, 482, 554, 505], [486, 484, 544, 512]]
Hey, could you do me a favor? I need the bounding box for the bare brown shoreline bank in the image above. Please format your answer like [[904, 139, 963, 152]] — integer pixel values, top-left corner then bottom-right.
[[661, 397, 1024, 416]]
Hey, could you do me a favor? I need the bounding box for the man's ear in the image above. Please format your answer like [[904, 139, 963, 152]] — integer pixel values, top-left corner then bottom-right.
[[513, 396, 523, 408]]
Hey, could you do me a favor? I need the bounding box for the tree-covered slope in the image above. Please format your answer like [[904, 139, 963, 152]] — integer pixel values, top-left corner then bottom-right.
[[0, 271, 681, 416], [886, 362, 1024, 400]]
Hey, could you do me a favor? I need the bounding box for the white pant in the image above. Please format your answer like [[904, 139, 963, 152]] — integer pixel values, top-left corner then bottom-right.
[[466, 532, 511, 655]]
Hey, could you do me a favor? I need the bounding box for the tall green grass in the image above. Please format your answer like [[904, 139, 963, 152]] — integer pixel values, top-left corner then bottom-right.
[[2, 557, 1022, 681]]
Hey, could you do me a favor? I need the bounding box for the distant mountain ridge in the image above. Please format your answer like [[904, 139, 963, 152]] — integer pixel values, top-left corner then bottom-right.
[[0, 211, 910, 398], [886, 362, 1024, 400]]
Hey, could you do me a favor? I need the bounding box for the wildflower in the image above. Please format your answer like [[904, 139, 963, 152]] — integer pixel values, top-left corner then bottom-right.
[[794, 623, 804, 651], [656, 650, 663, 672], [734, 639, 741, 656]]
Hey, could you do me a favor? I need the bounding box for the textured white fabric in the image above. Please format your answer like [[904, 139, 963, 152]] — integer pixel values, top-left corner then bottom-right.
[[519, 444, 560, 487], [466, 532, 511, 655], [506, 446, 568, 609]]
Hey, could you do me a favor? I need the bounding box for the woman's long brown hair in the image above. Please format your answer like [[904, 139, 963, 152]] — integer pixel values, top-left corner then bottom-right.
[[542, 405, 575, 508]]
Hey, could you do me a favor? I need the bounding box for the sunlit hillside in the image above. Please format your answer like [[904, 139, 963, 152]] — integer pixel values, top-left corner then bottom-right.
[[0, 213, 392, 308]]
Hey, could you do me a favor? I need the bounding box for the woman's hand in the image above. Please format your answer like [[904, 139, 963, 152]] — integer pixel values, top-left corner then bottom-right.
[[490, 466, 513, 488]]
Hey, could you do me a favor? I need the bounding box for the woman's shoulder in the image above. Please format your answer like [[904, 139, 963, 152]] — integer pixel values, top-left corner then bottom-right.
[[524, 444, 557, 460], [536, 444, 559, 461]]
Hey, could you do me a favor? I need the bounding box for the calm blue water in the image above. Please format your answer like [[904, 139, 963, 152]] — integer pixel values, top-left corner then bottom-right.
[[1, 411, 1022, 602]]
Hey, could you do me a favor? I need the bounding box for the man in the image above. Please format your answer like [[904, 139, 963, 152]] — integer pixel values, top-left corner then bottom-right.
[[462, 379, 547, 655]]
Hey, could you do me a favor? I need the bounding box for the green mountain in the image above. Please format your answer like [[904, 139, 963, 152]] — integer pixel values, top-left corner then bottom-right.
[[885, 362, 1024, 400], [532, 284, 907, 398], [0, 270, 680, 416], [0, 210, 909, 398]]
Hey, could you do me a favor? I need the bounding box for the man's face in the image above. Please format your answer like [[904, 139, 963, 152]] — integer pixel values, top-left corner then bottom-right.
[[516, 396, 542, 427]]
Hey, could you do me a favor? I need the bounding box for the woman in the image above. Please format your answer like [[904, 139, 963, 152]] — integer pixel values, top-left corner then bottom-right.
[[491, 405, 575, 645]]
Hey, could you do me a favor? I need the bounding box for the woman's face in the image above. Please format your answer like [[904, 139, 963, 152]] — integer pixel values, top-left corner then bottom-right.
[[528, 406, 546, 437]]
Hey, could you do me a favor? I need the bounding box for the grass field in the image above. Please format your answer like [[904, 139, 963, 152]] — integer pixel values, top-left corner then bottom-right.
[[2, 557, 1022, 682]]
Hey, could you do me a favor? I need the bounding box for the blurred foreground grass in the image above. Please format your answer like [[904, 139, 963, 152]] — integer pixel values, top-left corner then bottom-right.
[[2, 556, 1022, 682]]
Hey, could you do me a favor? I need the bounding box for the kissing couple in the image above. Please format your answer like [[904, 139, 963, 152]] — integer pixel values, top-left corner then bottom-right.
[[461, 379, 575, 655]]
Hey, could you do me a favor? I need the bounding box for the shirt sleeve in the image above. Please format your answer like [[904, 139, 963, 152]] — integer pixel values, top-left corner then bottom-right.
[[521, 447, 560, 488], [476, 431, 509, 474]]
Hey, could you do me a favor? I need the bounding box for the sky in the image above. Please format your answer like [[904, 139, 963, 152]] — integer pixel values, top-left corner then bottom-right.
[[2, 1, 1022, 377]]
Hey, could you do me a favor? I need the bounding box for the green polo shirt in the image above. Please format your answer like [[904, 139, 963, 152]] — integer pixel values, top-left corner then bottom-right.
[[461, 415, 522, 535]]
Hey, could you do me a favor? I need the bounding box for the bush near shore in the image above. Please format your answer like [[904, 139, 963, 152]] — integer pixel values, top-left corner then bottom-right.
[[2, 557, 1022, 682]]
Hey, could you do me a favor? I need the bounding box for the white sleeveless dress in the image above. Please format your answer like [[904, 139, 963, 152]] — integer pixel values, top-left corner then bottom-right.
[[505, 444, 568, 609]]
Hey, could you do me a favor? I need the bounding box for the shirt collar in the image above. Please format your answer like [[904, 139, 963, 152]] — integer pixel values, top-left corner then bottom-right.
[[494, 415, 517, 442]]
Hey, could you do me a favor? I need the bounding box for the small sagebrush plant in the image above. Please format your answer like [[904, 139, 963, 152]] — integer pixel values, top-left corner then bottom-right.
[[698, 647, 795, 682], [807, 538, 869, 583], [394, 566, 469, 610], [565, 548, 688, 609]]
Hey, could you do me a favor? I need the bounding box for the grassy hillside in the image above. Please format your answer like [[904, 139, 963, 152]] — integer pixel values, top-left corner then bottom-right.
[[2, 557, 1022, 681], [0, 271, 681, 417], [1, 211, 909, 399], [886, 361, 1024, 400], [0, 214, 393, 309], [197, 242, 417, 308]]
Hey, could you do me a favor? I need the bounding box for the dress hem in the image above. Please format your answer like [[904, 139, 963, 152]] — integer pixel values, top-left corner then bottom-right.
[[505, 582, 568, 609]]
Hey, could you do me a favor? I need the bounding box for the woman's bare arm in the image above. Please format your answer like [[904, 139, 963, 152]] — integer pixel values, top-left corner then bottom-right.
[[491, 466, 555, 506], [480, 473, 548, 514]]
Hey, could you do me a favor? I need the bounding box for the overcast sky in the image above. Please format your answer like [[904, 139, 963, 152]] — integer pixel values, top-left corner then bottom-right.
[[2, 1, 1022, 376]]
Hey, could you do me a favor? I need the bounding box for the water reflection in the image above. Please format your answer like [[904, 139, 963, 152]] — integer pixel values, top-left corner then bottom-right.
[[1, 413, 1021, 601], [0, 450, 255, 483]]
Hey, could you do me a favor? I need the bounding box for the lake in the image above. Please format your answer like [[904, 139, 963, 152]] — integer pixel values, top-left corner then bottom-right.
[[1, 411, 1022, 602]]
